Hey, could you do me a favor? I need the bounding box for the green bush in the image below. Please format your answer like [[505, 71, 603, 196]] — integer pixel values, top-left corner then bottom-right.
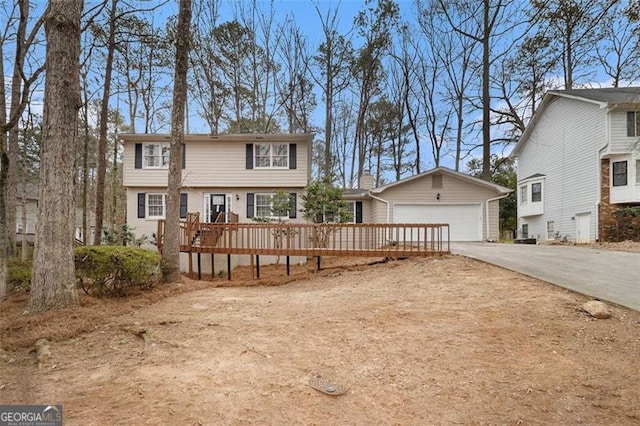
[[75, 246, 162, 297], [7, 258, 32, 291]]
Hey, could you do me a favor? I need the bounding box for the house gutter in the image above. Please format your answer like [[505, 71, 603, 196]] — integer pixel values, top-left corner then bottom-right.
[[368, 191, 390, 222], [485, 193, 510, 242]]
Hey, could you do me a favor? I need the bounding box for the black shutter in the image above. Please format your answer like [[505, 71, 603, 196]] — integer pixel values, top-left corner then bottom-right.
[[246, 144, 254, 169], [627, 111, 636, 137], [182, 144, 186, 169], [135, 143, 142, 169], [355, 201, 363, 223], [180, 193, 188, 219], [247, 193, 255, 218], [289, 193, 297, 219], [289, 143, 297, 169], [137, 193, 146, 218]]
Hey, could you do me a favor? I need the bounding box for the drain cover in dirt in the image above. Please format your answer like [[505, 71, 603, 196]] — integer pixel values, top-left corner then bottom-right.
[[309, 377, 348, 396]]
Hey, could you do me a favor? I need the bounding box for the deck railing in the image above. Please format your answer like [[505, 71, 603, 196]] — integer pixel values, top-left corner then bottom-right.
[[158, 220, 450, 257]]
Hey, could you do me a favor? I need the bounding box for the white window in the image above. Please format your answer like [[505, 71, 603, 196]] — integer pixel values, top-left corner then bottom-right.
[[143, 142, 170, 169], [255, 193, 290, 219], [636, 160, 640, 185], [520, 185, 527, 203], [147, 193, 167, 218], [627, 111, 640, 137], [255, 143, 288, 168], [345, 201, 356, 223]]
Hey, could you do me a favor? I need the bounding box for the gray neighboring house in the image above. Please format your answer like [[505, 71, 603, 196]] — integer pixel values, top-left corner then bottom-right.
[[344, 167, 512, 241], [16, 183, 96, 247], [512, 88, 640, 243]]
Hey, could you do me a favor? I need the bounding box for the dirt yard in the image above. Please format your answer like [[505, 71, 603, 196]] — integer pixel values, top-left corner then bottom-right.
[[1, 254, 639, 425]]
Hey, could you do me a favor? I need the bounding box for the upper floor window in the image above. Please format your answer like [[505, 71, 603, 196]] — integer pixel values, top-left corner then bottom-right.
[[531, 183, 542, 202], [627, 111, 640, 137], [144, 142, 170, 169], [636, 160, 640, 185], [520, 185, 527, 203], [612, 161, 627, 186], [255, 143, 288, 168]]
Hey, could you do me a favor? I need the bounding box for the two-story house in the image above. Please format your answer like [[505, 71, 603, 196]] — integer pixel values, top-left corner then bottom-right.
[[511, 88, 640, 243], [121, 133, 314, 272]]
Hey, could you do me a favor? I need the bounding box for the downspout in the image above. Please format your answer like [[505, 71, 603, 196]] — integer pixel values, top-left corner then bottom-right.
[[485, 193, 510, 242], [368, 191, 390, 222]]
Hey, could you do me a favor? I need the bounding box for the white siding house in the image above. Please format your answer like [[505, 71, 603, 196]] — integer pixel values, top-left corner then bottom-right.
[[512, 88, 640, 243], [120, 133, 314, 273]]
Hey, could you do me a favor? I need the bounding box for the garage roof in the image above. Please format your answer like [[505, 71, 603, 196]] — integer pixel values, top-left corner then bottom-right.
[[370, 166, 512, 195]]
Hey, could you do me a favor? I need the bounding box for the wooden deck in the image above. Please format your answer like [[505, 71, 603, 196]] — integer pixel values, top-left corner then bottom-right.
[[157, 219, 450, 258]]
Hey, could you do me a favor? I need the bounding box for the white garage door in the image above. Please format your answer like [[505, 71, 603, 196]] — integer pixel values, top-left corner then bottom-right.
[[394, 204, 483, 241]]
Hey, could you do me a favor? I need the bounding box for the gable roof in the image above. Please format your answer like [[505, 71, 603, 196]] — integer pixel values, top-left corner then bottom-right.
[[512, 87, 640, 157], [117, 133, 314, 143], [370, 166, 512, 195]]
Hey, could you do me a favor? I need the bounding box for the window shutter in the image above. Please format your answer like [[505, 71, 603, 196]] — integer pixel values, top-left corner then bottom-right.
[[627, 112, 635, 137], [137, 193, 146, 218], [180, 193, 188, 219], [246, 144, 253, 169], [289, 193, 297, 219], [355, 201, 363, 223], [289, 143, 297, 169], [247, 193, 254, 218], [135, 143, 142, 169], [182, 144, 186, 169]]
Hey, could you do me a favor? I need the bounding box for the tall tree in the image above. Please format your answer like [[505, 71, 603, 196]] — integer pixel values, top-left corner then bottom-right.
[[5, 1, 45, 256], [311, 2, 354, 179], [531, 0, 617, 89], [29, 0, 83, 312], [352, 0, 399, 184], [93, 0, 118, 245], [163, 0, 191, 282], [438, 0, 522, 180]]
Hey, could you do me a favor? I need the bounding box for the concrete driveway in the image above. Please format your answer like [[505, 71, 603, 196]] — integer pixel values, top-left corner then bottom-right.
[[451, 242, 640, 312]]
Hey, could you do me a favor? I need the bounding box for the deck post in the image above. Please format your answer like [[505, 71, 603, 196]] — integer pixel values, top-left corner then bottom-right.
[[227, 254, 231, 280], [188, 252, 193, 279], [256, 255, 260, 279], [316, 256, 321, 271], [197, 253, 201, 280], [286, 256, 290, 276], [211, 253, 214, 279]]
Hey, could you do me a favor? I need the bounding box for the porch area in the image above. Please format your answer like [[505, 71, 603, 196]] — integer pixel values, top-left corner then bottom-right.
[[157, 213, 450, 279]]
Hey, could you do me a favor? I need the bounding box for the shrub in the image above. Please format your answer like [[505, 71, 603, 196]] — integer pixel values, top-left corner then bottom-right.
[[75, 246, 162, 297], [7, 258, 33, 291], [602, 207, 640, 242]]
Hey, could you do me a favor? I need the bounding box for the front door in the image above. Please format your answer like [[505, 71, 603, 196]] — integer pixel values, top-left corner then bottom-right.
[[210, 194, 226, 223], [575, 212, 591, 243]]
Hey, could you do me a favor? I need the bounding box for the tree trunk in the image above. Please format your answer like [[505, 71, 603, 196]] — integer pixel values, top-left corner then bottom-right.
[[481, 0, 491, 181], [0, 151, 8, 300], [93, 0, 118, 245], [28, 0, 82, 313], [6, 0, 31, 256], [163, 0, 192, 282]]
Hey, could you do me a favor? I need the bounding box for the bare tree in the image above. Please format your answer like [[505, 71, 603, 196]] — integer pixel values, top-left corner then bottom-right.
[[2, 0, 45, 257], [163, 0, 191, 282], [311, 2, 354, 178], [531, 0, 618, 89], [29, 0, 83, 312], [594, 1, 640, 86]]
